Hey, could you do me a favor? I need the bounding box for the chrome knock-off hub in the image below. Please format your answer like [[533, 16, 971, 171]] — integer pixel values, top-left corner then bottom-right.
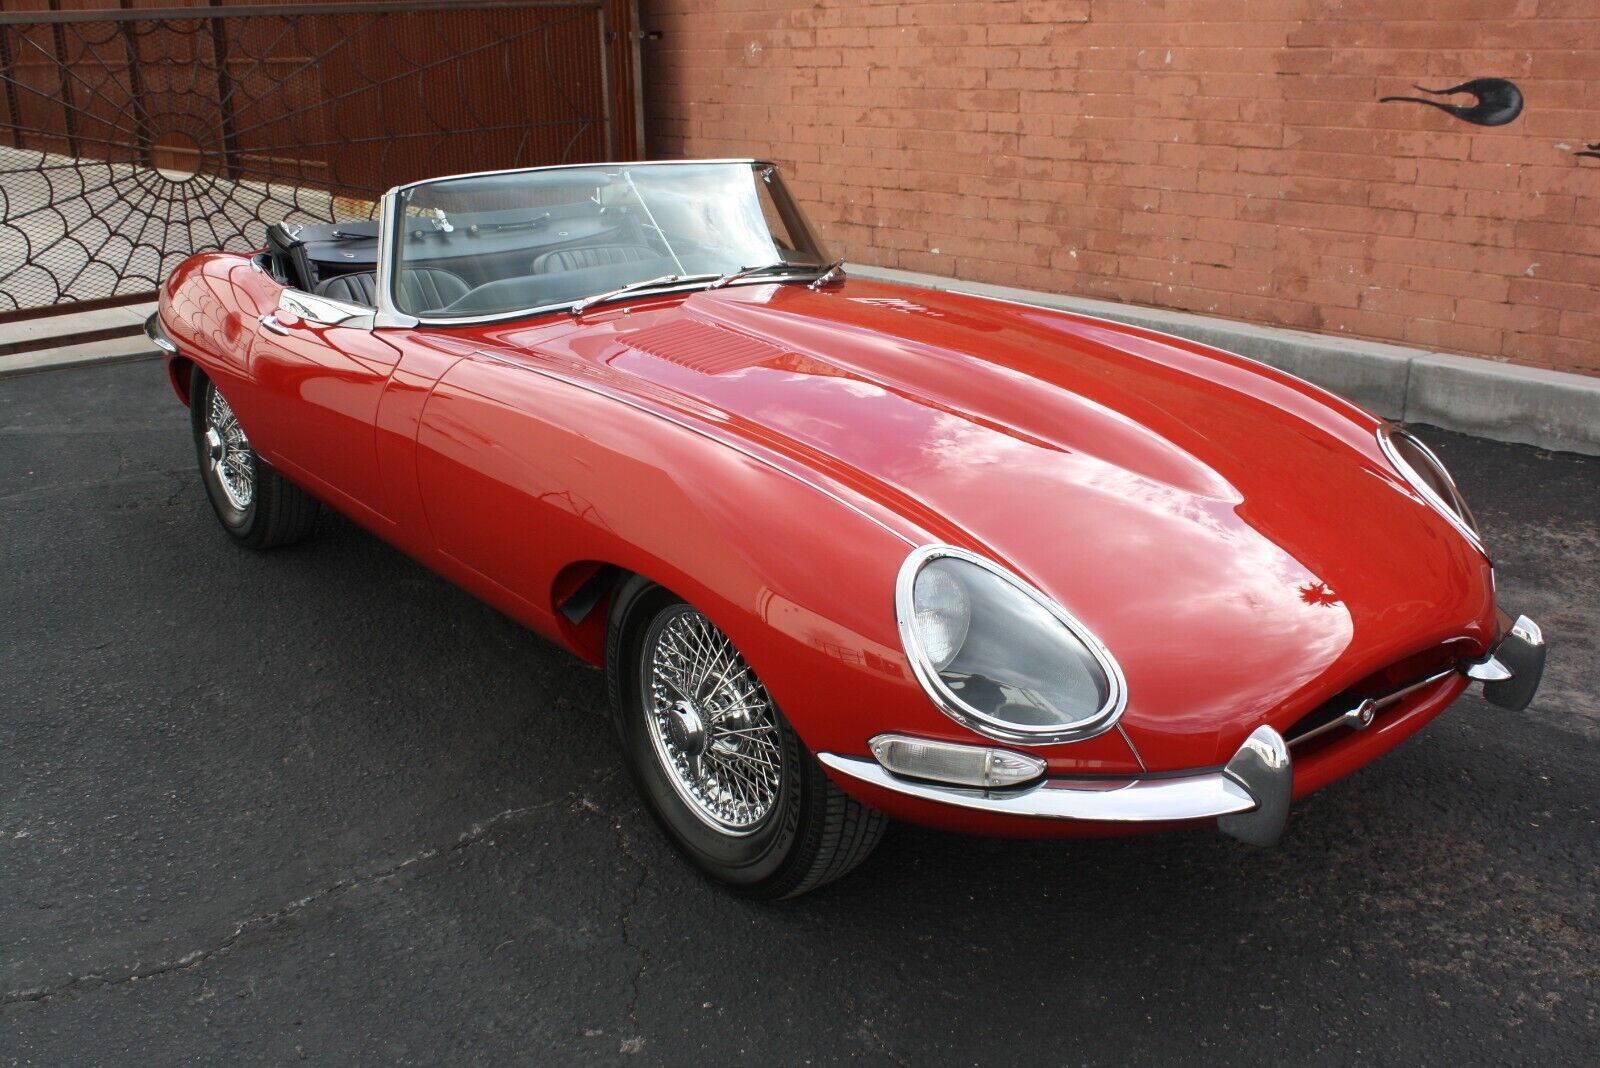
[[205, 426, 226, 464], [665, 700, 708, 778], [203, 385, 255, 511]]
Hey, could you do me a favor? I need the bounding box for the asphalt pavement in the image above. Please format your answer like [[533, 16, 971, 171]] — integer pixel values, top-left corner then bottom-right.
[[2, 357, 1596, 1065]]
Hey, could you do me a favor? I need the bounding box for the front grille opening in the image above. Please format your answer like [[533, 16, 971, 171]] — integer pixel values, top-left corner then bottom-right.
[[1286, 639, 1474, 752]]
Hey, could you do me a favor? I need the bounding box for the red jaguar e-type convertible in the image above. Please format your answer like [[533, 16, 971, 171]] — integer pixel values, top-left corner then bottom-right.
[[147, 159, 1545, 897]]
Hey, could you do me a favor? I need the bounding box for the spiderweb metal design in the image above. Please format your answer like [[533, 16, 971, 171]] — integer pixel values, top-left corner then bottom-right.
[[0, 1, 616, 320]]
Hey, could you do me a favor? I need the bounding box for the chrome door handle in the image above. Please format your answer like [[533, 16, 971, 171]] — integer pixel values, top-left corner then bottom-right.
[[258, 313, 290, 335]]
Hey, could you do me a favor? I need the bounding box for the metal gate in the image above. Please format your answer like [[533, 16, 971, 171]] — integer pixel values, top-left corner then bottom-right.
[[0, 0, 641, 321]]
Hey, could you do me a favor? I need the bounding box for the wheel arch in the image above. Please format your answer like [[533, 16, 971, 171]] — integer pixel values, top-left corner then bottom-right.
[[416, 350, 949, 759], [166, 354, 197, 405], [530, 485, 926, 764]]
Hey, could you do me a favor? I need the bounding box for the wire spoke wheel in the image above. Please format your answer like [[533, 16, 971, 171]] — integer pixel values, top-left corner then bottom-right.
[[203, 384, 255, 511], [610, 580, 888, 896], [644, 607, 784, 834], [188, 368, 318, 549]]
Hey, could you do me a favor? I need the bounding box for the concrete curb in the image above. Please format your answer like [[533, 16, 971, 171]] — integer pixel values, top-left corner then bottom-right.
[[0, 340, 159, 380], [8, 273, 1596, 455], [848, 263, 1600, 457]]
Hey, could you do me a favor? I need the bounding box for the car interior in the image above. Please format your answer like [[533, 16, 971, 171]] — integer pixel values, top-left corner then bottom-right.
[[262, 204, 686, 319]]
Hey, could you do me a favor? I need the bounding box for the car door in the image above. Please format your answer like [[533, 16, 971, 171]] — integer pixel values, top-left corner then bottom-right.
[[246, 297, 403, 525]]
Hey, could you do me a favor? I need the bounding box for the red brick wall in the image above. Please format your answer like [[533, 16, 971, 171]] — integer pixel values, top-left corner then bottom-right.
[[643, 0, 1600, 375]]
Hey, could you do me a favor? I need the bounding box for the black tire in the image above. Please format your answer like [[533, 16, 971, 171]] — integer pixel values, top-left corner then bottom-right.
[[190, 367, 319, 549], [606, 577, 886, 898]]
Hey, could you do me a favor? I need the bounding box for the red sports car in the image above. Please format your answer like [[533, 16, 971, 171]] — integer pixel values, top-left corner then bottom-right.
[[147, 159, 1545, 897]]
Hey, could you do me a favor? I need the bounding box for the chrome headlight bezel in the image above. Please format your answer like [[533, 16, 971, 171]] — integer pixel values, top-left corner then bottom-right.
[[1376, 423, 1486, 557], [894, 544, 1129, 746]]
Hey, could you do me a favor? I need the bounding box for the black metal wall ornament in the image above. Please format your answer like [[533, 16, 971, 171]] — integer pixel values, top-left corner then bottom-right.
[[1379, 78, 1524, 127], [1575, 143, 1600, 161]]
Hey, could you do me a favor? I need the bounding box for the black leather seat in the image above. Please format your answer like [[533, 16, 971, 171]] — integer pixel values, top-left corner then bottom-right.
[[532, 243, 658, 274], [314, 267, 469, 312]]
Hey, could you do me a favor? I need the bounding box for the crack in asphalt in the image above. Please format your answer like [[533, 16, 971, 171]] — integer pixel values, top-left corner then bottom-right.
[[858, 1017, 913, 1068], [2, 798, 570, 1008], [0, 468, 179, 505], [602, 797, 652, 1056]]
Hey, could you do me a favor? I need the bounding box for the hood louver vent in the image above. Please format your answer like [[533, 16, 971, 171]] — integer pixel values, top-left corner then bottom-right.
[[619, 319, 787, 376]]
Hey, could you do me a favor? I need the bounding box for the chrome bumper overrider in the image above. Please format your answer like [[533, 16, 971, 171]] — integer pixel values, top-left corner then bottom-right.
[[820, 614, 1544, 847], [144, 312, 177, 354], [1465, 614, 1546, 712]]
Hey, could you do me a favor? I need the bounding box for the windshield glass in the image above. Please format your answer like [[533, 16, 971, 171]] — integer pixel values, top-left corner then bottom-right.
[[389, 161, 831, 320]]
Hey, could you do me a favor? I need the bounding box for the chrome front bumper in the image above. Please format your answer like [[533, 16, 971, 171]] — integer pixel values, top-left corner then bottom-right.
[[820, 614, 1544, 847], [819, 725, 1293, 846]]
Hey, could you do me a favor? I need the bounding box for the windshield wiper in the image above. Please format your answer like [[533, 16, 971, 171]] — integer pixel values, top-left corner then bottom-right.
[[808, 259, 845, 290], [568, 272, 720, 316], [708, 261, 819, 289], [469, 213, 550, 235]]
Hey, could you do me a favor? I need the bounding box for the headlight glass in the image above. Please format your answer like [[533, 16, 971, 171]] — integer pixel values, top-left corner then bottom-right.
[[911, 562, 970, 670], [897, 546, 1127, 745], [1377, 424, 1485, 555]]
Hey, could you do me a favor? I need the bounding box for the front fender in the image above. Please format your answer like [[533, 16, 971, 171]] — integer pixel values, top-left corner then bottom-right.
[[410, 350, 1147, 775]]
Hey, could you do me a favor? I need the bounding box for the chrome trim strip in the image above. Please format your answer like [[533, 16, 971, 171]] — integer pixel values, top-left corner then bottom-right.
[[1377, 423, 1488, 558], [374, 186, 420, 331], [1290, 698, 1378, 749], [1115, 723, 1148, 772], [384, 158, 767, 198], [894, 544, 1129, 746], [279, 289, 374, 329], [1387, 666, 1460, 702], [1288, 666, 1459, 749], [817, 752, 1256, 824], [143, 312, 176, 354]]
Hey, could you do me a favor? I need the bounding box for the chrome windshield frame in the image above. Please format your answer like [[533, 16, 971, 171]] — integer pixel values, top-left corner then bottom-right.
[[386, 157, 769, 199], [373, 185, 419, 330], [376, 159, 822, 329]]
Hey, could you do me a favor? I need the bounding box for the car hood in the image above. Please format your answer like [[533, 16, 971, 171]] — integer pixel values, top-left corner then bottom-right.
[[496, 279, 1497, 769]]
